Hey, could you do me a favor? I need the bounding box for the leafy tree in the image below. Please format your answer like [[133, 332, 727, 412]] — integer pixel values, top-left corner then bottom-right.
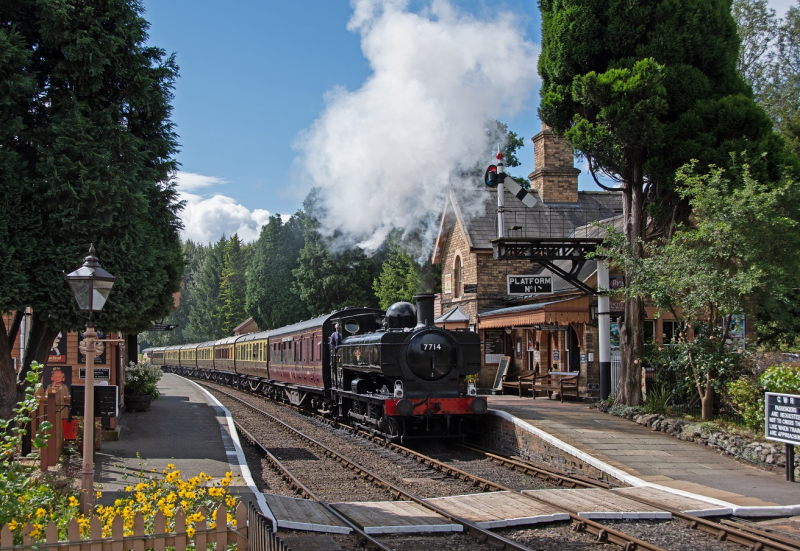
[[734, 0, 800, 156], [373, 240, 422, 309], [598, 157, 800, 418], [0, 0, 183, 417], [246, 215, 308, 329], [538, 0, 794, 405]]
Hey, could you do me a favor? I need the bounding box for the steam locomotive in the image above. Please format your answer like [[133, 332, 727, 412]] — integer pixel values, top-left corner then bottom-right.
[[143, 294, 487, 441]]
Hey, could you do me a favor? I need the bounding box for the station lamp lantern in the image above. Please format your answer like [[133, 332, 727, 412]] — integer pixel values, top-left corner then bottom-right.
[[64, 244, 116, 319], [64, 244, 115, 515]]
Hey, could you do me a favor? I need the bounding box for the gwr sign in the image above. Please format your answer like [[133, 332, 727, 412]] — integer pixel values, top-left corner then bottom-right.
[[507, 275, 553, 295]]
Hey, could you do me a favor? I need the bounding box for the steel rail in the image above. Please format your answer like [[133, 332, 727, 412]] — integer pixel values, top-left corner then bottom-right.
[[200, 382, 534, 551], [232, 419, 394, 551], [616, 495, 800, 551], [203, 382, 668, 551], [456, 442, 614, 489], [720, 519, 800, 550]]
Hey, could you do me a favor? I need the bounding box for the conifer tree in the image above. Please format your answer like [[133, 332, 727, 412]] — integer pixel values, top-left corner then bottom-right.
[[217, 235, 248, 335], [373, 240, 422, 310], [0, 0, 183, 416], [186, 236, 227, 341], [246, 215, 309, 329]]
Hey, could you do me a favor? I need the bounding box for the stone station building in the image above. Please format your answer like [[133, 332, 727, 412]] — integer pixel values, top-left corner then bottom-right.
[[432, 124, 624, 398]]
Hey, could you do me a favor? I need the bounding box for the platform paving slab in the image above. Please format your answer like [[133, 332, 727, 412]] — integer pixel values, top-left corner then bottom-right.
[[486, 394, 800, 511], [94, 374, 262, 515], [424, 491, 569, 529]]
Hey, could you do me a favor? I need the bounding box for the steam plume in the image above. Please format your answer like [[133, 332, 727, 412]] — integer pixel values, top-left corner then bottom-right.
[[294, 0, 539, 255]]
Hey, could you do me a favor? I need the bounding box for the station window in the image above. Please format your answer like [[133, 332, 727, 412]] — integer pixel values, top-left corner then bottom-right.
[[662, 320, 679, 344], [644, 320, 655, 343]]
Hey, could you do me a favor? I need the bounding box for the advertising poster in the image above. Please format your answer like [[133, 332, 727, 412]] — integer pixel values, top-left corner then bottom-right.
[[725, 315, 746, 350], [610, 322, 621, 349], [78, 331, 106, 364], [43, 364, 72, 395], [48, 332, 67, 363]]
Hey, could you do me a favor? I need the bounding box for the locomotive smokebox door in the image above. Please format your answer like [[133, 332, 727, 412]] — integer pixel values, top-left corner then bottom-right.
[[406, 330, 457, 381]]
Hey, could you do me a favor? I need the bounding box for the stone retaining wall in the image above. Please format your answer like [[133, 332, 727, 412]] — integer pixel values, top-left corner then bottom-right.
[[464, 412, 619, 483]]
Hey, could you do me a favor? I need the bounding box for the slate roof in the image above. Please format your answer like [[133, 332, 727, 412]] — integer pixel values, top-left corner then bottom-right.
[[435, 305, 470, 323], [450, 187, 623, 251]]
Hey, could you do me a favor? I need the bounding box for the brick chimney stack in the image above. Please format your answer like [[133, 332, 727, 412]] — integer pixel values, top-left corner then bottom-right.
[[527, 122, 580, 203]]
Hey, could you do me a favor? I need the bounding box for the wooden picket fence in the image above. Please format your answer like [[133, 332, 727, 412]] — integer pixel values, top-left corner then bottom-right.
[[32, 385, 71, 471], [0, 503, 253, 550]]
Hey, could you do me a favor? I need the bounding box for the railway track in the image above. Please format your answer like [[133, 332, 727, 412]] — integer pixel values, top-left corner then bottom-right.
[[196, 377, 800, 551]]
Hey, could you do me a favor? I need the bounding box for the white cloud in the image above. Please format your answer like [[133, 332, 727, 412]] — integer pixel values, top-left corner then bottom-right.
[[175, 171, 229, 192], [294, 0, 540, 256], [175, 171, 272, 244]]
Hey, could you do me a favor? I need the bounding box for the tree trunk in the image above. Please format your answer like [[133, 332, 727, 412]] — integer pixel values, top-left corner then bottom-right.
[[617, 166, 646, 406], [0, 315, 20, 420], [701, 372, 714, 421], [17, 311, 58, 386]]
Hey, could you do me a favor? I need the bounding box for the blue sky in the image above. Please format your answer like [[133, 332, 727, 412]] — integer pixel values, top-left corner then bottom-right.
[[141, 0, 794, 246]]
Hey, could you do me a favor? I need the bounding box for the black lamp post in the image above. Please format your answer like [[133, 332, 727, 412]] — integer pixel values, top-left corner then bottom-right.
[[64, 244, 115, 515]]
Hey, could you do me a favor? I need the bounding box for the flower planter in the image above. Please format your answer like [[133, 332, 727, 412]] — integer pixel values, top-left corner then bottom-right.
[[125, 394, 152, 412]]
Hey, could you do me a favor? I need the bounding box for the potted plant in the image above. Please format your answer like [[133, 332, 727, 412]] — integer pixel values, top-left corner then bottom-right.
[[124, 359, 163, 412]]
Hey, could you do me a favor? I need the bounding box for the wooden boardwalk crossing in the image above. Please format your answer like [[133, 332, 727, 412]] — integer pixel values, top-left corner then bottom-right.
[[612, 487, 734, 517], [330, 501, 463, 534], [264, 495, 351, 534], [425, 491, 569, 528], [523, 488, 672, 520]]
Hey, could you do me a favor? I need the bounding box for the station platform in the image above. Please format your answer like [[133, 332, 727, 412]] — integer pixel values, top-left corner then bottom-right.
[[94, 373, 269, 520], [485, 394, 800, 516]]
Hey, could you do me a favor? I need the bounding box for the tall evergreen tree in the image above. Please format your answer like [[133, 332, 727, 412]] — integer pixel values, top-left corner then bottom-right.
[[0, 0, 183, 416], [217, 234, 248, 335], [292, 194, 382, 316], [246, 215, 309, 329], [186, 236, 226, 341], [538, 0, 795, 405]]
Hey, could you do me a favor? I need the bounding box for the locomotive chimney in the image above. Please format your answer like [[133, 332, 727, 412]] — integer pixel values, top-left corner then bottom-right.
[[414, 294, 435, 328]]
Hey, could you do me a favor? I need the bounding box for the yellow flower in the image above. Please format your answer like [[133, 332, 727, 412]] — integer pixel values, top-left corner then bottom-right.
[[68, 496, 79, 507], [8, 520, 18, 531], [167, 463, 176, 470], [225, 471, 233, 478], [35, 508, 46, 518], [209, 521, 216, 529], [187, 526, 195, 538], [96, 491, 102, 499]]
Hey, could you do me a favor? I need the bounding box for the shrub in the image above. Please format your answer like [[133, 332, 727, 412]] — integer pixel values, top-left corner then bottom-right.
[[125, 359, 163, 399], [727, 378, 763, 432], [759, 364, 800, 394], [727, 364, 800, 434], [641, 385, 671, 415]]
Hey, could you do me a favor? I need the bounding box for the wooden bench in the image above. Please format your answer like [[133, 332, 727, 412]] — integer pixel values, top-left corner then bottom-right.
[[501, 372, 537, 397], [532, 373, 579, 402]]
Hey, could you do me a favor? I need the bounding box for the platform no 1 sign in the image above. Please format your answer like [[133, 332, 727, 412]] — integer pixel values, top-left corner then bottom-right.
[[764, 392, 800, 482]]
